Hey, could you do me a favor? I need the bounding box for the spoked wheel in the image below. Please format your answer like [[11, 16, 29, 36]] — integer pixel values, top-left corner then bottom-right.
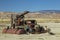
[[16, 28, 26, 35], [2, 28, 7, 33]]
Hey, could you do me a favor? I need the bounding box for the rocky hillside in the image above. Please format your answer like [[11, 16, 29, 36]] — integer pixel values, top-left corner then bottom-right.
[[0, 10, 60, 19]]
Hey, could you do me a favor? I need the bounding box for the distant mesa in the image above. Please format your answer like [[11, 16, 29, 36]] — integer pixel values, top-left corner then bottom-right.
[[38, 10, 60, 14]]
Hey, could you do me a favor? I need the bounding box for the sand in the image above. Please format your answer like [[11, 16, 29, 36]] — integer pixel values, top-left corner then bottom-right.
[[0, 23, 60, 40]]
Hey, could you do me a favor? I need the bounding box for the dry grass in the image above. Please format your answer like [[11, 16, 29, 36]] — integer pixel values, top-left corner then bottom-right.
[[25, 18, 60, 23]]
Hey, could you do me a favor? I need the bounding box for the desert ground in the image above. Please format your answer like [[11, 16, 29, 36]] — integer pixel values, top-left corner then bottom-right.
[[0, 23, 60, 40]]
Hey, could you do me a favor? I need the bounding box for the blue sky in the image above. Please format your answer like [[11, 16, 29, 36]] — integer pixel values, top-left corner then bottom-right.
[[0, 0, 60, 12]]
